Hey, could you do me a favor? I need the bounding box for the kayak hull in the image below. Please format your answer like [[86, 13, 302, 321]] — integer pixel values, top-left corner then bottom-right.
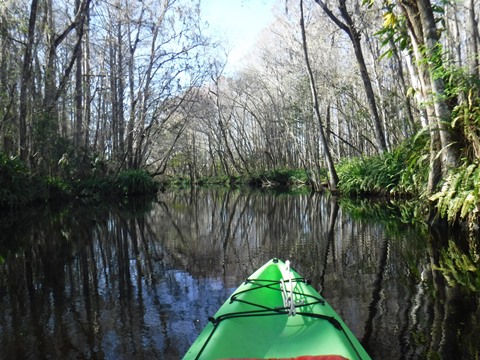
[[183, 258, 371, 360]]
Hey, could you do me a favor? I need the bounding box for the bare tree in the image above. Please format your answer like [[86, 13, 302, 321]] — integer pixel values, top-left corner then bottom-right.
[[300, 0, 338, 190], [18, 0, 39, 161], [313, 0, 388, 153]]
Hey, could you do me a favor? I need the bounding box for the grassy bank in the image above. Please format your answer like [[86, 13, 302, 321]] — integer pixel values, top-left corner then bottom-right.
[[336, 133, 480, 227], [163, 168, 318, 191], [336, 133, 429, 198], [3, 132, 479, 228], [0, 153, 159, 209]]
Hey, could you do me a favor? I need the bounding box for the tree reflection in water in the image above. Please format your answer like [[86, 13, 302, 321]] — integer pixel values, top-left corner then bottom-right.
[[0, 189, 478, 359]]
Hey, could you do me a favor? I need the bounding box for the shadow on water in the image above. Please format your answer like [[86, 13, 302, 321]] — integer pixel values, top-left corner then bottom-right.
[[0, 189, 479, 359]]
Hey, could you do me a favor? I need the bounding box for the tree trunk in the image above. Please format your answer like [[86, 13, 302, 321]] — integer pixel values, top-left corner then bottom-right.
[[465, 0, 479, 76], [18, 0, 39, 161], [427, 128, 442, 195], [400, 0, 460, 193], [74, 0, 83, 151], [83, 9, 91, 151], [418, 0, 459, 169], [126, 22, 136, 169], [209, 85, 240, 175], [346, 18, 388, 153], [390, 40, 417, 133], [300, 0, 338, 191]]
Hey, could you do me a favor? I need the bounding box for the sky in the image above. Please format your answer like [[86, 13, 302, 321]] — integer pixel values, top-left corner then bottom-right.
[[200, 0, 278, 73]]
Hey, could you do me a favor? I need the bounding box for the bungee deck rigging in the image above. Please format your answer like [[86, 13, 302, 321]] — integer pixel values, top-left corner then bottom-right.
[[183, 258, 371, 360]]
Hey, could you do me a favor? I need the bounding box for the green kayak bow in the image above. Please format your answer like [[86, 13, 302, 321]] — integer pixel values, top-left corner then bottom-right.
[[183, 258, 371, 360]]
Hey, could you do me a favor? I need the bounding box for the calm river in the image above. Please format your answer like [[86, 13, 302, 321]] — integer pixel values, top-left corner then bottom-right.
[[0, 189, 478, 359]]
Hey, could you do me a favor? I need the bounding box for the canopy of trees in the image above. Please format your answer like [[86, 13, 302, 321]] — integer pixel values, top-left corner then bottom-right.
[[1, 0, 216, 176], [1, 0, 479, 200]]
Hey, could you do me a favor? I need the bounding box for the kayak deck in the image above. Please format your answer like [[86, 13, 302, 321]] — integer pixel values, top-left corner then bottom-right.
[[183, 258, 371, 360]]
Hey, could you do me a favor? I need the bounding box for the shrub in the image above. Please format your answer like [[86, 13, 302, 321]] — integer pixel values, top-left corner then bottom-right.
[[337, 133, 429, 197], [197, 175, 231, 186], [115, 169, 159, 195], [446, 66, 480, 163], [73, 177, 113, 201], [247, 169, 311, 187], [429, 162, 480, 225], [44, 176, 72, 201], [0, 153, 35, 208]]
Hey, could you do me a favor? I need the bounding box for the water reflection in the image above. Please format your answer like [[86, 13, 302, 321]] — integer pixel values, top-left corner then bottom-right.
[[0, 189, 478, 359]]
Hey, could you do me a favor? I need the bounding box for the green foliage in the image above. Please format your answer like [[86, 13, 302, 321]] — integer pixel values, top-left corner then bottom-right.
[[164, 176, 193, 189], [32, 113, 72, 174], [0, 151, 160, 207], [373, 0, 446, 60], [197, 175, 232, 186], [423, 61, 480, 227], [44, 176, 72, 201], [73, 177, 112, 201], [434, 240, 480, 292], [0, 153, 35, 208], [339, 197, 426, 228], [429, 162, 480, 225], [447, 67, 480, 162], [247, 169, 312, 187], [375, 8, 411, 59], [115, 169, 159, 196], [337, 133, 429, 197], [164, 169, 316, 190], [66, 170, 159, 202], [0, 153, 78, 207]]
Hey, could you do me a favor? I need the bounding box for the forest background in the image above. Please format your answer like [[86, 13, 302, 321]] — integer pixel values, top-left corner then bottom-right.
[[1, 0, 479, 231]]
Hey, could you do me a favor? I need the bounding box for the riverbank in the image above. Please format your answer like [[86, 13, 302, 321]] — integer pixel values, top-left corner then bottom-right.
[[2, 132, 479, 229], [1, 161, 479, 295], [164, 131, 479, 230], [0, 153, 159, 209]]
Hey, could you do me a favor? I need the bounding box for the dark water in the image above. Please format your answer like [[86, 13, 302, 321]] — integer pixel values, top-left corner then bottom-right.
[[0, 189, 478, 359]]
